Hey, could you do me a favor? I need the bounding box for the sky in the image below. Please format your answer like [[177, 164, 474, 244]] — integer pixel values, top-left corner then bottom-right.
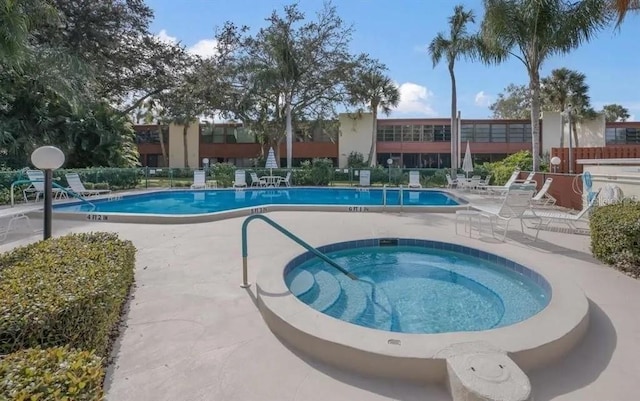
[[146, 0, 640, 120]]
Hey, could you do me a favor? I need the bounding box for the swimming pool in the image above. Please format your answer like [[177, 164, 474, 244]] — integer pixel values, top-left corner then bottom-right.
[[53, 188, 464, 222], [285, 239, 549, 334]]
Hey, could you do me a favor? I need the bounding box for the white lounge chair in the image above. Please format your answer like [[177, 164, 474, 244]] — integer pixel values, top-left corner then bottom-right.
[[0, 205, 39, 242], [520, 171, 535, 183], [530, 178, 556, 206], [484, 170, 521, 196], [189, 170, 208, 189], [233, 170, 247, 188], [445, 174, 457, 189], [359, 170, 371, 187], [525, 189, 601, 234], [474, 183, 541, 241], [408, 171, 422, 188], [24, 170, 68, 202], [66, 173, 111, 196]]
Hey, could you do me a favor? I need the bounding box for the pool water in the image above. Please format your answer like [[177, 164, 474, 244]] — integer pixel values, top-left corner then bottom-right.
[[285, 245, 549, 334], [54, 188, 460, 215]]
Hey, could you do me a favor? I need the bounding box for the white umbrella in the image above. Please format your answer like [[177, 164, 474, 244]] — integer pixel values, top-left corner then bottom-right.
[[462, 141, 474, 177], [265, 147, 278, 176]]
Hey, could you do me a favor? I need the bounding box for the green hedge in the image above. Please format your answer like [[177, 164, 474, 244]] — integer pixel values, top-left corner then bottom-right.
[[0, 347, 104, 401], [0, 232, 136, 356], [590, 201, 640, 274]]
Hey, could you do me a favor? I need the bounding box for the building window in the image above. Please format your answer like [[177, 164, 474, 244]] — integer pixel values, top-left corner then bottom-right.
[[422, 125, 434, 141], [474, 124, 491, 142], [135, 128, 161, 144], [507, 123, 531, 142], [433, 125, 451, 142], [491, 124, 507, 142], [402, 125, 421, 142], [607, 127, 640, 144], [460, 124, 474, 142], [377, 125, 398, 142]]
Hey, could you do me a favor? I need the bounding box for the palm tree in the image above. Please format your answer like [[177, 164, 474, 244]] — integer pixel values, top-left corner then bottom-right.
[[479, 0, 610, 171], [541, 68, 592, 147], [428, 5, 477, 171], [602, 104, 630, 122], [0, 0, 57, 66], [612, 0, 640, 26], [347, 63, 400, 167]]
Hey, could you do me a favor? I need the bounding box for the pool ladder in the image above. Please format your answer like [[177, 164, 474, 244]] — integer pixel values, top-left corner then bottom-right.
[[382, 185, 404, 210], [240, 214, 358, 288]]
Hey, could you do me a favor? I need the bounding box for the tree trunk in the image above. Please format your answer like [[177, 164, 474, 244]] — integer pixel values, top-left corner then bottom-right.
[[368, 103, 378, 167], [529, 71, 541, 172], [571, 119, 579, 148], [183, 122, 189, 168], [159, 127, 168, 167], [449, 63, 457, 172], [286, 100, 293, 169], [560, 115, 565, 148]]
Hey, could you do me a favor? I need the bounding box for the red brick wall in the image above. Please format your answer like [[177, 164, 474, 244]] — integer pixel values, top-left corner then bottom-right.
[[519, 172, 583, 210]]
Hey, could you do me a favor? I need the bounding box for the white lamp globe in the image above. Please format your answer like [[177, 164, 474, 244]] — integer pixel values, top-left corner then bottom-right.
[[550, 156, 561, 166], [31, 146, 65, 170], [387, 158, 393, 166]]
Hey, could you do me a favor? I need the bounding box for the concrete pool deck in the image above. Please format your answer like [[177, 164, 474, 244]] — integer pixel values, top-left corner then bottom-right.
[[1, 211, 639, 401]]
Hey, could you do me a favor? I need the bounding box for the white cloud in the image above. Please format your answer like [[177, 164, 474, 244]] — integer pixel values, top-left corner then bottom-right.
[[155, 29, 219, 58], [189, 39, 219, 58], [629, 114, 636, 121], [474, 91, 493, 107], [392, 82, 437, 116]]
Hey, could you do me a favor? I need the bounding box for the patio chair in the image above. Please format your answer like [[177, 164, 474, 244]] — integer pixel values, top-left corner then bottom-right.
[[445, 174, 457, 189], [23, 170, 68, 202], [474, 183, 541, 241], [233, 170, 247, 188], [475, 175, 492, 192], [359, 170, 371, 187], [408, 171, 422, 188], [249, 172, 265, 187], [530, 178, 556, 206], [279, 171, 292, 187], [519, 171, 535, 184], [484, 170, 521, 196], [524, 189, 601, 234], [190, 170, 207, 189], [66, 173, 112, 197]]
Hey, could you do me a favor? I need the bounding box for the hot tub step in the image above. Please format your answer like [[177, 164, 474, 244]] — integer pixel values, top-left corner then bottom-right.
[[310, 270, 342, 312]]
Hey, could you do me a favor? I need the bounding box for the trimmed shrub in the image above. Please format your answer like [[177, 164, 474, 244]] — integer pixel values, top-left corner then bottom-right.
[[590, 201, 640, 275], [0, 232, 136, 356], [0, 347, 104, 401], [210, 163, 236, 187]]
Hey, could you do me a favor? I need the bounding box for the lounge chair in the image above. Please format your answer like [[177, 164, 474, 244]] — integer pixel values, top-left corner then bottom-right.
[[408, 171, 422, 188], [359, 170, 371, 187], [445, 174, 457, 189], [474, 183, 541, 241], [530, 178, 556, 206], [475, 175, 492, 192], [23, 170, 68, 202], [484, 170, 521, 196], [0, 205, 39, 242], [233, 170, 247, 188], [190, 170, 207, 189], [65, 173, 111, 197], [521, 171, 535, 183], [524, 189, 601, 234]]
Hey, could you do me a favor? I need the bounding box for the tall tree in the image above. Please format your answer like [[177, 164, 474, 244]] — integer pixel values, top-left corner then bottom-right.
[[489, 84, 531, 119], [602, 104, 630, 122], [228, 3, 356, 168], [347, 61, 400, 167], [479, 0, 610, 171], [541, 68, 592, 147], [33, 0, 192, 114], [428, 4, 477, 170]]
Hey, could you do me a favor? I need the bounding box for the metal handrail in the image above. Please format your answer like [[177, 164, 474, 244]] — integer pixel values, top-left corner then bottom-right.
[[399, 185, 404, 209], [240, 214, 358, 288], [11, 179, 95, 209], [382, 185, 387, 207]]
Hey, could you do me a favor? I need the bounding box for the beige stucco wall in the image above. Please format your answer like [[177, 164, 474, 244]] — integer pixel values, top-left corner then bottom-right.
[[168, 122, 200, 168], [338, 112, 374, 168], [542, 111, 605, 154]]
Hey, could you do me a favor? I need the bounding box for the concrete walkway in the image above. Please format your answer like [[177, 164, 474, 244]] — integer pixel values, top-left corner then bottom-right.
[[1, 211, 638, 401]]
